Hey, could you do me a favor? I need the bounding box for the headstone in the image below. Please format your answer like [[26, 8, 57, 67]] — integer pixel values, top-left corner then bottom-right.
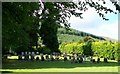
[[30, 52, 35, 60], [50, 54, 54, 61], [36, 52, 39, 61], [45, 54, 49, 61], [92, 59, 96, 63], [79, 57, 83, 63], [24, 52, 29, 61], [74, 54, 78, 63], [41, 54, 44, 61], [25, 52, 27, 54], [29, 52, 31, 55], [71, 54, 75, 63], [64, 53, 67, 61], [89, 56, 92, 62], [64, 57, 67, 61], [104, 58, 108, 63], [22, 52, 24, 55], [77, 54, 79, 63], [69, 55, 72, 60], [83, 55, 86, 62], [36, 52, 39, 55], [18, 54, 22, 60], [97, 58, 100, 63], [55, 53, 59, 61], [77, 57, 79, 60], [74, 54, 77, 60]]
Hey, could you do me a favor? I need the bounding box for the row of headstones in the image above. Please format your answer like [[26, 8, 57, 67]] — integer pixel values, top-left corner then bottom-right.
[[18, 52, 56, 61], [63, 54, 108, 63], [70, 57, 108, 63], [64, 55, 108, 63], [18, 52, 108, 63]]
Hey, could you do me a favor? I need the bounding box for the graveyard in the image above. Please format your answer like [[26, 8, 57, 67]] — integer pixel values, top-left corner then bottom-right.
[[2, 1, 120, 73], [2, 52, 119, 73]]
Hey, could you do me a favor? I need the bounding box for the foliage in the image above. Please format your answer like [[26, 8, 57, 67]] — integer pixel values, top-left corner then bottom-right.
[[59, 39, 118, 60], [59, 42, 84, 54], [92, 41, 119, 60], [2, 2, 39, 54], [82, 36, 94, 56], [41, 47, 51, 54]]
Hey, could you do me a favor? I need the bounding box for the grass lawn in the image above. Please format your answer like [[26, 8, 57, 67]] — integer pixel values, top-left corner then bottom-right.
[[1, 56, 120, 73]]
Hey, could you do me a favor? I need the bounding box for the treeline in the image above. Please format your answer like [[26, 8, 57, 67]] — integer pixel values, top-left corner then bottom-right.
[[59, 40, 119, 61]]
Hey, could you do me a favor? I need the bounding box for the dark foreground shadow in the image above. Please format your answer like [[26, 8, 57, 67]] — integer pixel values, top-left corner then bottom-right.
[[1, 71, 13, 73], [2, 59, 119, 69]]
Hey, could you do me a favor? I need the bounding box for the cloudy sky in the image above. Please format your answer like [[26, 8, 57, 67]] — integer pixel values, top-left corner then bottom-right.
[[69, 0, 118, 40]]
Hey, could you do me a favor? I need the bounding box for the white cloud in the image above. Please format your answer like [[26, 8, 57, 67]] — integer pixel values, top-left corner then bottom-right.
[[69, 16, 118, 40], [70, 21, 118, 40], [84, 21, 118, 40], [68, 0, 118, 40]]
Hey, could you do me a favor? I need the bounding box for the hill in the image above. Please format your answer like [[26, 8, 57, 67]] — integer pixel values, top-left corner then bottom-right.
[[57, 27, 107, 43]]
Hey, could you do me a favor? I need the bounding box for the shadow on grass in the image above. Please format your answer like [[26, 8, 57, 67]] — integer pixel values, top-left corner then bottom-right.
[[2, 59, 119, 69], [1, 71, 13, 73]]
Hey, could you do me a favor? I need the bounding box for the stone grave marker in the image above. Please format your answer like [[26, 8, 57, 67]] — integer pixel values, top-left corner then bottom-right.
[[104, 58, 108, 63], [97, 57, 100, 63], [40, 53, 44, 61], [50, 54, 54, 61], [18, 54, 22, 60], [45, 54, 49, 61], [24, 52, 29, 61], [92, 59, 96, 63], [30, 52, 35, 60], [79, 56, 83, 63], [36, 52, 39, 61]]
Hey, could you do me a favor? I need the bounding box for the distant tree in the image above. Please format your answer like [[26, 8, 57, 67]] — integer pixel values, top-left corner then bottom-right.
[[83, 36, 94, 56]]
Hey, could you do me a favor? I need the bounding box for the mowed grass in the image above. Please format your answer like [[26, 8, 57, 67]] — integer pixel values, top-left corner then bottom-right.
[[2, 56, 119, 72]]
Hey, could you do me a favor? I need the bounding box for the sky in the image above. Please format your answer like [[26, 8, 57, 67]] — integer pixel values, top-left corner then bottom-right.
[[68, 0, 118, 40]]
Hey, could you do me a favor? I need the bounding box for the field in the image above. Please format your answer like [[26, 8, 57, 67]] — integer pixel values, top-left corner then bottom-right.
[[1, 56, 120, 73]]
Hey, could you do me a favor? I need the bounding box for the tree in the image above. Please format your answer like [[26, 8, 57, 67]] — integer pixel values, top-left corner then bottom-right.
[[2, 2, 39, 54], [82, 36, 94, 56], [39, 3, 60, 52]]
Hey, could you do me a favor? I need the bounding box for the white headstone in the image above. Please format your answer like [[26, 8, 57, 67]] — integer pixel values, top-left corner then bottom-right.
[[21, 52, 24, 55], [32, 52, 35, 55], [64, 53, 67, 58], [36, 52, 39, 55], [50, 54, 52, 58], [74, 54, 77, 60], [25, 52, 27, 54], [83, 56, 86, 62], [29, 52, 31, 55]]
